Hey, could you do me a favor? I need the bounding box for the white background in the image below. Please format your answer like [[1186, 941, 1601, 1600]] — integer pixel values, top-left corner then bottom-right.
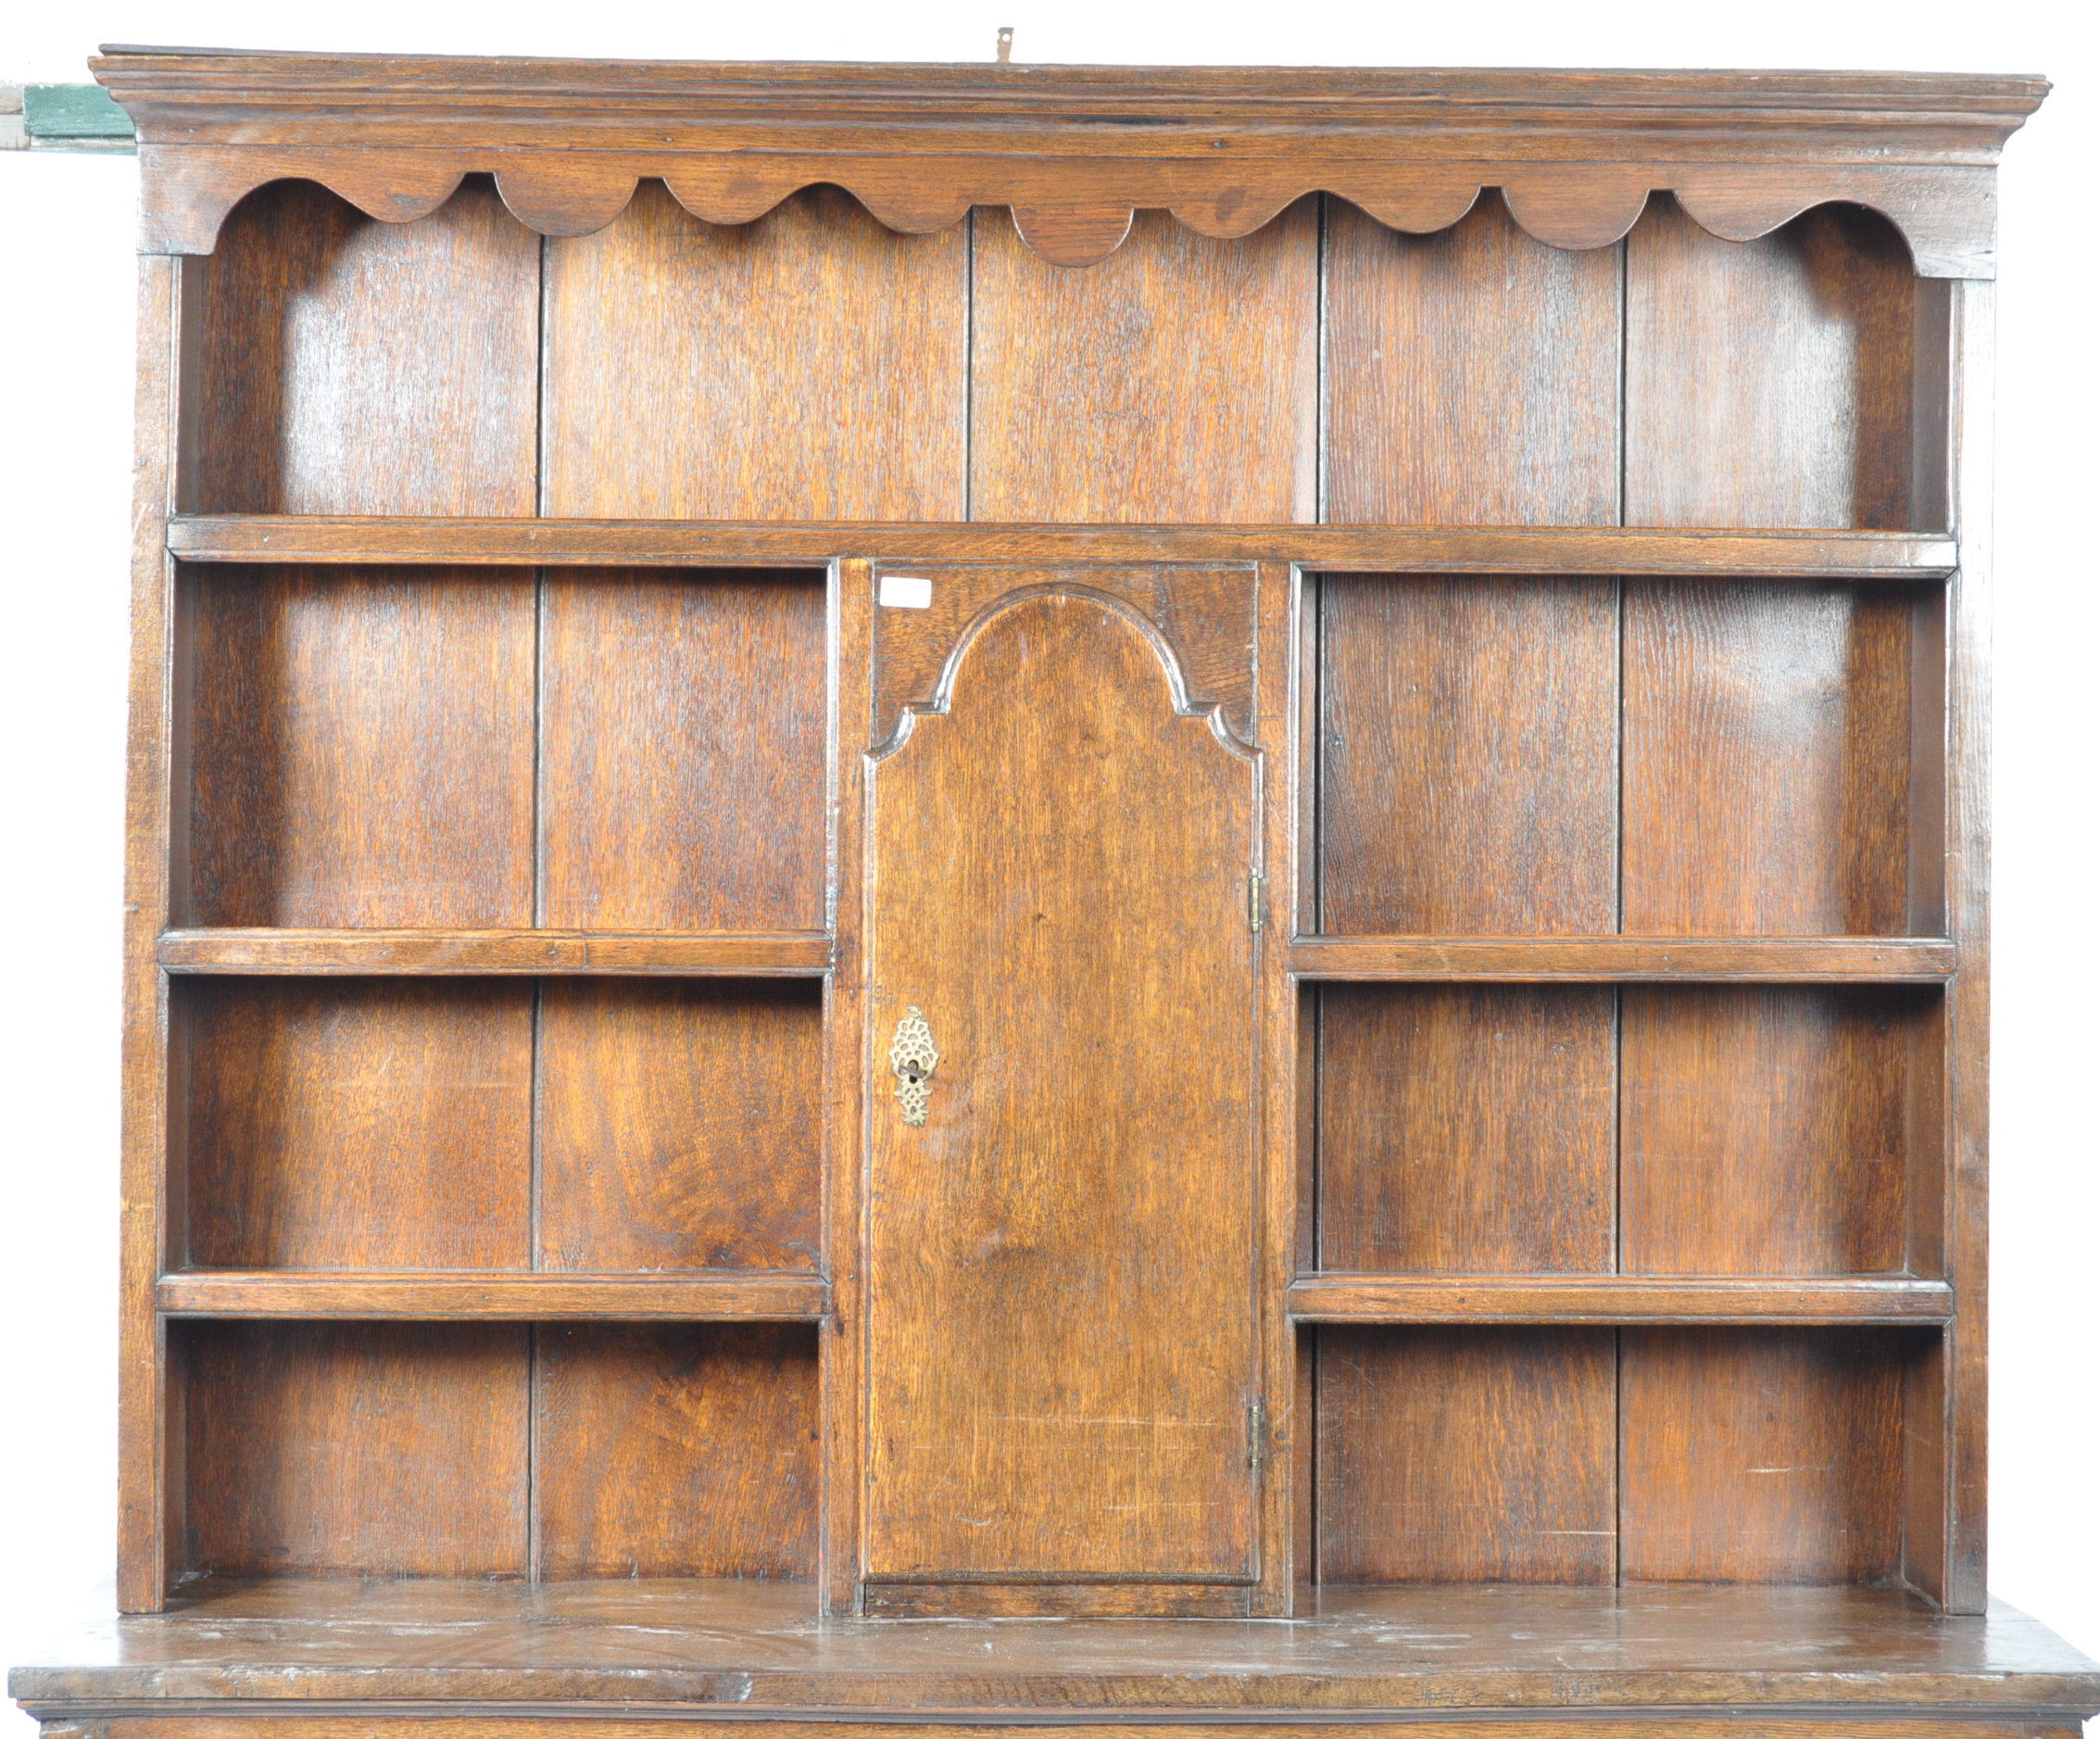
[[2, 2, 2093, 1733]]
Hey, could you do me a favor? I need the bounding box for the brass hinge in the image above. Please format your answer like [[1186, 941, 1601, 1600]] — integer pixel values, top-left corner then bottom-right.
[[1249, 1397, 1267, 1473], [1248, 870, 1264, 932]]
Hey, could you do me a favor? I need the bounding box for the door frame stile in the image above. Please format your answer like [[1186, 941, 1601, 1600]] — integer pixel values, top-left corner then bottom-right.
[[822, 555, 874, 1615], [1253, 559, 1303, 1615]]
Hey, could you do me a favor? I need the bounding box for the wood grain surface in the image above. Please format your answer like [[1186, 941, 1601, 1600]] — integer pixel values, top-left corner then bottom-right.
[[120, 255, 184, 1610], [1317, 1327, 1616, 1583], [181, 980, 532, 1270], [183, 565, 534, 927], [864, 586, 1258, 1598], [534, 1324, 820, 1580], [84, 56, 2034, 1647], [1289, 1274, 1953, 1325], [1627, 200, 1917, 530], [19, 1578, 2100, 1713], [537, 981, 822, 1272], [1324, 193, 1620, 525], [1317, 986, 1616, 1273], [1620, 1329, 1916, 1585], [157, 1270, 829, 1320], [969, 205, 1317, 523], [543, 183, 967, 520], [94, 53, 2047, 275], [180, 1322, 529, 1577], [158, 928, 832, 976], [1621, 988, 1932, 1277], [1622, 582, 1918, 934], [872, 562, 1259, 749], [539, 570, 826, 929], [1318, 576, 1617, 933], [167, 515, 1961, 577], [1291, 937, 1955, 982], [65, 1720, 2096, 1739], [194, 179, 538, 515]]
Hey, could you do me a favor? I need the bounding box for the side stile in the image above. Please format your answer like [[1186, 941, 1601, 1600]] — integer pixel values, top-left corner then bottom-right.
[[1253, 561, 1301, 1613], [118, 254, 184, 1612], [1941, 277, 1995, 1614], [822, 557, 875, 1613]]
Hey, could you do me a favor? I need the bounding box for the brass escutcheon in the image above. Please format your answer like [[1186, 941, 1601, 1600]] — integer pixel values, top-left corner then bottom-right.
[[889, 1005, 938, 1128]]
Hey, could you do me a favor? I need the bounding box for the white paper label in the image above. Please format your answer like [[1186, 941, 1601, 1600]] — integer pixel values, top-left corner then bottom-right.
[[878, 574, 934, 610]]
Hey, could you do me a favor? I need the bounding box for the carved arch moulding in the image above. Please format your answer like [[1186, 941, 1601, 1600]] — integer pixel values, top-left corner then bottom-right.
[[93, 51, 2044, 276]]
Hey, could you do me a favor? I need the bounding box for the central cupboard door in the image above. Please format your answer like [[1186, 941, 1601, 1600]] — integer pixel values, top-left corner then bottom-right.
[[863, 566, 1263, 1614]]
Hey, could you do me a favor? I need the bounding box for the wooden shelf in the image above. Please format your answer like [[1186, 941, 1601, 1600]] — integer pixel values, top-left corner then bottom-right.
[[157, 927, 832, 976], [165, 516, 1959, 579], [1289, 1273, 1955, 1325], [157, 1269, 831, 1320], [15, 1576, 2099, 1715], [1289, 935, 1956, 981]]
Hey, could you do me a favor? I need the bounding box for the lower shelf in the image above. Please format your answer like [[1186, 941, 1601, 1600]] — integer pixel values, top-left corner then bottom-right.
[[11, 1577, 2099, 1720]]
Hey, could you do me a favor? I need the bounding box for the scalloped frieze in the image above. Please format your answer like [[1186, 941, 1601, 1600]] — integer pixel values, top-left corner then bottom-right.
[[101, 57, 2044, 278], [133, 145, 2003, 275]]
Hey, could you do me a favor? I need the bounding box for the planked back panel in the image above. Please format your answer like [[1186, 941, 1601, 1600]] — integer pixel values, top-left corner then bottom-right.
[[150, 159, 1971, 1612]]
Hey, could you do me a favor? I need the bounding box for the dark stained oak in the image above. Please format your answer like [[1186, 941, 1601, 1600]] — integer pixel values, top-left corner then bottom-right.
[[59, 41, 2073, 1704], [1289, 1274, 1955, 1325], [540, 570, 827, 931], [1290, 936, 1956, 981], [182, 565, 534, 929], [118, 254, 182, 1610], [1620, 1329, 1919, 1585], [1316, 1327, 1616, 1583], [1317, 986, 1616, 1274], [1628, 200, 1918, 532], [157, 1270, 829, 1319], [157, 929, 832, 976], [863, 584, 1259, 1606], [969, 206, 1318, 523], [178, 1322, 529, 1578], [166, 515, 1963, 577], [872, 562, 1260, 750], [179, 979, 532, 1271], [1622, 582, 1922, 936], [543, 183, 966, 521], [20, 1579, 2100, 1713], [537, 981, 823, 1273], [37, 1720, 2096, 1739], [93, 55, 2046, 277], [193, 180, 538, 516], [534, 1324, 820, 1580], [1620, 988, 1936, 1277], [1318, 577, 1617, 934], [1324, 192, 1621, 526]]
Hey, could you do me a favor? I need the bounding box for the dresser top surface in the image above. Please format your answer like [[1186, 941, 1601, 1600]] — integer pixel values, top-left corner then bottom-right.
[[14, 1580, 2100, 1716]]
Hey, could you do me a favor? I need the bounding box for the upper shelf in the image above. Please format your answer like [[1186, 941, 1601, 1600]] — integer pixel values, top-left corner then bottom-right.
[[91, 52, 2045, 274], [166, 518, 1960, 578]]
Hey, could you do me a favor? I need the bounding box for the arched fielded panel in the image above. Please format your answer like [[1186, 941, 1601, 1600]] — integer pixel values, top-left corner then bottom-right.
[[862, 579, 1260, 1614]]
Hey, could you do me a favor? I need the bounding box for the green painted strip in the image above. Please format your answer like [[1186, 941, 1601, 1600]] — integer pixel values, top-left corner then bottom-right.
[[23, 83, 134, 140]]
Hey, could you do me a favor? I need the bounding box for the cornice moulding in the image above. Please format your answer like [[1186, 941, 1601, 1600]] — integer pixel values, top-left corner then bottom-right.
[[91, 51, 2050, 274]]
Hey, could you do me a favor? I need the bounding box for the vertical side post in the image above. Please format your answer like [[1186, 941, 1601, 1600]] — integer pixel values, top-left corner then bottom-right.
[[820, 556, 874, 1615], [1939, 276, 1995, 1615], [117, 253, 184, 1612], [1251, 559, 1301, 1616]]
